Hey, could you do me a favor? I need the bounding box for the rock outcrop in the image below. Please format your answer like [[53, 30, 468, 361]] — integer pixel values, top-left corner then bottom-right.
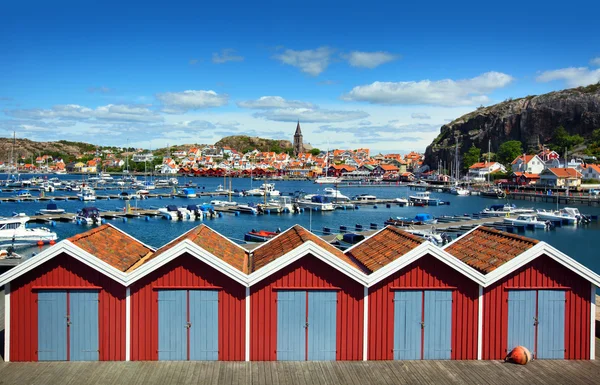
[[424, 84, 600, 169]]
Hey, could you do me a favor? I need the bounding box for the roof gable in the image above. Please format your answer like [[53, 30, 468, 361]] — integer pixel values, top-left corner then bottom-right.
[[146, 225, 248, 273], [67, 224, 154, 272], [250, 225, 368, 273], [444, 226, 538, 274], [345, 226, 424, 273]]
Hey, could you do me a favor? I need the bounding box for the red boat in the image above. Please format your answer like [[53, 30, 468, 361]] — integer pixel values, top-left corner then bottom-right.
[[244, 229, 279, 242]]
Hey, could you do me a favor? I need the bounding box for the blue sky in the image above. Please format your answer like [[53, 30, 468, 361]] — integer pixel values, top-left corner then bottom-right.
[[1, 0, 599, 152]]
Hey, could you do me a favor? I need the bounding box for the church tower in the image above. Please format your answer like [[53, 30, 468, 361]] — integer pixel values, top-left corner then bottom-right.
[[293, 120, 304, 156]]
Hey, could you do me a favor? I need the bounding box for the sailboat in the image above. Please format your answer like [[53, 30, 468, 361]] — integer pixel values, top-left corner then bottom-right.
[[315, 149, 340, 184], [480, 139, 506, 199]]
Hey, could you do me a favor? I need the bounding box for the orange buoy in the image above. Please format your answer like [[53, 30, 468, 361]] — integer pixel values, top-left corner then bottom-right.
[[505, 346, 532, 365], [49, 240, 56, 245], [37, 240, 44, 246]]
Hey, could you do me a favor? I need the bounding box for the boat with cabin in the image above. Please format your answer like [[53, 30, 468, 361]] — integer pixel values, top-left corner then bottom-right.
[[244, 229, 280, 242], [77, 189, 96, 201], [503, 214, 550, 229], [176, 188, 197, 198], [0, 215, 58, 247], [353, 194, 377, 202], [323, 187, 351, 202], [296, 195, 335, 211], [37, 203, 65, 215], [481, 204, 535, 216], [75, 207, 102, 225], [408, 191, 441, 205], [385, 213, 438, 226], [14, 189, 32, 199], [450, 186, 470, 196], [158, 205, 191, 220]]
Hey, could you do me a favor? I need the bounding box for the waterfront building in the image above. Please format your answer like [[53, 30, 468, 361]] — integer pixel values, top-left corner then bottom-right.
[[2, 224, 596, 362]]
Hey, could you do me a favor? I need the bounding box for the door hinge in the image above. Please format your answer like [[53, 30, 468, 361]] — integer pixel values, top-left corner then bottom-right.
[[304, 322, 309, 329]]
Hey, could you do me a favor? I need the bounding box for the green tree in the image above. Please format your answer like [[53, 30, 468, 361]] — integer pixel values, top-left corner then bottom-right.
[[550, 126, 584, 152], [497, 140, 523, 166], [592, 128, 600, 144], [309, 148, 321, 156], [463, 144, 481, 170]]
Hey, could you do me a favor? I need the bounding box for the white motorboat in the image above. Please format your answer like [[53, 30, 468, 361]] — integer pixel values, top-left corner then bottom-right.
[[323, 187, 350, 202], [169, 177, 179, 186], [49, 177, 62, 187], [14, 189, 32, 199], [314, 176, 341, 184], [536, 209, 578, 224], [99, 172, 113, 181], [210, 200, 238, 207], [296, 195, 335, 211], [354, 194, 377, 202], [185, 204, 204, 220], [481, 204, 535, 216], [155, 179, 171, 188], [394, 197, 409, 205], [406, 229, 449, 246], [408, 191, 439, 204], [37, 203, 65, 215], [158, 205, 191, 220], [66, 183, 81, 192], [503, 214, 549, 229], [236, 204, 259, 215], [450, 187, 470, 196], [268, 196, 295, 212], [0, 215, 58, 247], [76, 207, 102, 225], [215, 184, 232, 194], [77, 189, 96, 201], [176, 188, 197, 198]]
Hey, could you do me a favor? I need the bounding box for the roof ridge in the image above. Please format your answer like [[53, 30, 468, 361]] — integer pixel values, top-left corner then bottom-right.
[[67, 224, 110, 242], [477, 226, 539, 244]]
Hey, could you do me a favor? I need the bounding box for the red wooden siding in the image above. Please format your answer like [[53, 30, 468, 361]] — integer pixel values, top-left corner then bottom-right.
[[9, 253, 126, 361], [129, 253, 246, 361], [250, 255, 364, 361], [367, 254, 479, 360], [482, 255, 591, 360]]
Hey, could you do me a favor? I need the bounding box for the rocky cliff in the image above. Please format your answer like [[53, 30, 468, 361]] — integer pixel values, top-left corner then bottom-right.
[[424, 84, 600, 169], [215, 135, 294, 154]]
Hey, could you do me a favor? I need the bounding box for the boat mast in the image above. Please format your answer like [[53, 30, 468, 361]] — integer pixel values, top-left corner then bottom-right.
[[487, 139, 491, 186]]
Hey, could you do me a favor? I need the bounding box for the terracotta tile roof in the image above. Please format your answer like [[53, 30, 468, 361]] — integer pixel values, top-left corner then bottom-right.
[[511, 154, 536, 164], [250, 225, 368, 273], [444, 226, 538, 274], [145, 225, 248, 273], [583, 164, 600, 173], [67, 224, 154, 272], [513, 172, 540, 179], [545, 168, 582, 178], [344, 226, 424, 273], [469, 161, 497, 169]]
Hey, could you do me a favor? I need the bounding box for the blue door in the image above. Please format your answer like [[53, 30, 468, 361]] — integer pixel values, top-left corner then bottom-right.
[[189, 290, 219, 361], [424, 290, 452, 359], [537, 290, 565, 359], [158, 290, 187, 360], [393, 291, 422, 360], [276, 291, 306, 360], [307, 291, 337, 360], [37, 291, 67, 361], [69, 290, 99, 361], [507, 290, 536, 355]]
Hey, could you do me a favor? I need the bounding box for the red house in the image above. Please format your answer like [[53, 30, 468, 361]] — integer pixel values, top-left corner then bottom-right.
[[346, 226, 485, 360], [248, 225, 369, 361], [445, 227, 598, 360], [126, 225, 248, 361], [1, 225, 153, 362]]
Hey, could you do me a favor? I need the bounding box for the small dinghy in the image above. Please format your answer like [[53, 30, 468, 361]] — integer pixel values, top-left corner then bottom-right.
[[37, 203, 65, 215], [244, 229, 280, 242]]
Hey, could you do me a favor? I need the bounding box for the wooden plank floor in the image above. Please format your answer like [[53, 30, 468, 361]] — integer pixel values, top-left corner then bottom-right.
[[1, 288, 599, 385]]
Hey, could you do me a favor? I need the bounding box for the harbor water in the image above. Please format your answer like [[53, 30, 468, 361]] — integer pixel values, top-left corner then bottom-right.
[[2, 175, 600, 275]]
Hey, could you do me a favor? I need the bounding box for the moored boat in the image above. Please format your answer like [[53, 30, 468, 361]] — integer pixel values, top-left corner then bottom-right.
[[244, 229, 279, 242], [503, 214, 550, 229], [158, 205, 191, 220], [37, 203, 65, 215], [0, 215, 58, 247], [176, 187, 197, 198], [75, 207, 102, 225]]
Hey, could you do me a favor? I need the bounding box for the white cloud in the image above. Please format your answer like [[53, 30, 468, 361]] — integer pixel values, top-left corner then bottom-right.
[[590, 57, 600, 67], [411, 112, 431, 119], [5, 104, 162, 122], [536, 67, 600, 87], [254, 107, 368, 123], [212, 49, 244, 64], [346, 51, 398, 69], [237, 96, 315, 109], [273, 47, 333, 76], [342, 71, 514, 106], [318, 121, 439, 134], [156, 90, 229, 112]]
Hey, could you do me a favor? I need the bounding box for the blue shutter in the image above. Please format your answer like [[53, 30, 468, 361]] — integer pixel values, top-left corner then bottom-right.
[[276, 291, 306, 361], [423, 290, 452, 359], [507, 290, 536, 355], [158, 290, 187, 361], [69, 290, 99, 361], [189, 290, 219, 361], [307, 291, 337, 361], [393, 291, 422, 360], [37, 291, 67, 361], [537, 290, 565, 359]]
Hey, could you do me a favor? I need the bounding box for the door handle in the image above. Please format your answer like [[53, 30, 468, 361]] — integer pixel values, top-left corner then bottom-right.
[[533, 317, 538, 326], [304, 322, 309, 329], [420, 322, 425, 329], [66, 316, 71, 327], [185, 322, 192, 329]]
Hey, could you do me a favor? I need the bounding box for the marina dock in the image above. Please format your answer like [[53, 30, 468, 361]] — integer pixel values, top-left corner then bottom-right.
[[0, 288, 598, 384]]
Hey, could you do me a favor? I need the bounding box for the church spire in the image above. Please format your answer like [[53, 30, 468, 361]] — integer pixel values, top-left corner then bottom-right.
[[293, 120, 304, 156]]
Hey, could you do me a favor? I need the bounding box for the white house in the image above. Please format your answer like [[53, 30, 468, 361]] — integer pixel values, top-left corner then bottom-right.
[[539, 168, 582, 188], [581, 164, 600, 180], [511, 154, 545, 174], [132, 153, 154, 162], [468, 162, 506, 180]]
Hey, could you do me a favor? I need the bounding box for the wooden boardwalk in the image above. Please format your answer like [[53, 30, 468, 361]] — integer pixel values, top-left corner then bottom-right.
[[0, 289, 599, 384]]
